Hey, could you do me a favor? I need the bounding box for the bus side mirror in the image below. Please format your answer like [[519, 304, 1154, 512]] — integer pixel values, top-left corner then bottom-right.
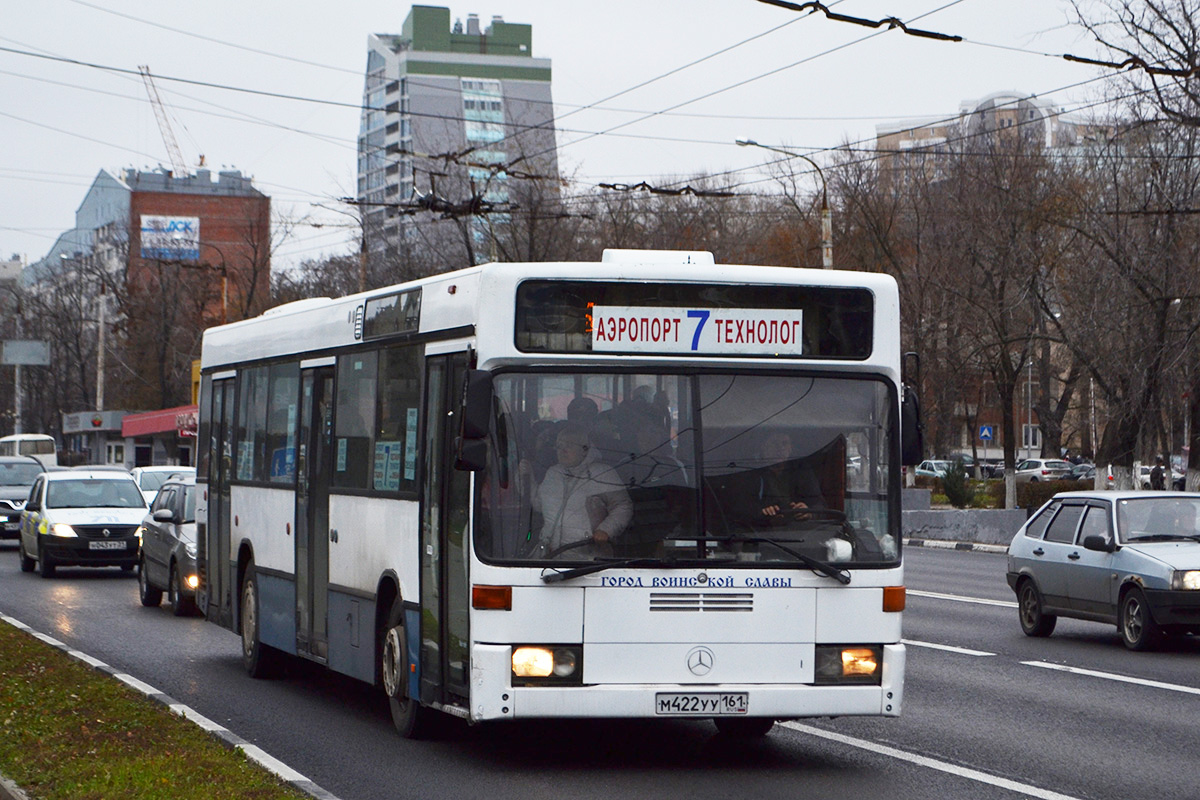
[[460, 370, 493, 441], [455, 369, 493, 471], [901, 386, 924, 466]]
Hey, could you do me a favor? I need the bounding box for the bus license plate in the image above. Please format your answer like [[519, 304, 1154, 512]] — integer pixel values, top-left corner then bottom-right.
[[655, 692, 748, 716], [89, 540, 127, 550]]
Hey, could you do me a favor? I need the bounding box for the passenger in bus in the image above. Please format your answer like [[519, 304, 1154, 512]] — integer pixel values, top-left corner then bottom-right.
[[736, 430, 826, 529], [530, 425, 631, 559]]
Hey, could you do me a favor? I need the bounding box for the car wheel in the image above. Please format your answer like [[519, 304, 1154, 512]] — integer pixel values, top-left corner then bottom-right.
[[138, 556, 163, 607], [18, 538, 34, 573], [37, 543, 56, 579], [169, 563, 196, 617], [1120, 587, 1163, 651], [713, 717, 775, 738], [1030, 477, 1039, 482], [241, 559, 282, 678], [381, 596, 429, 738], [1017, 579, 1056, 637]]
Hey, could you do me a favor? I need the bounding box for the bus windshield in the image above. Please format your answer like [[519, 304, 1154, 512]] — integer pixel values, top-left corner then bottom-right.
[[476, 371, 897, 568]]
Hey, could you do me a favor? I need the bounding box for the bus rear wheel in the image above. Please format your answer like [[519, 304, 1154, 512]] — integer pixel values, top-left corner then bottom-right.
[[381, 597, 428, 739]]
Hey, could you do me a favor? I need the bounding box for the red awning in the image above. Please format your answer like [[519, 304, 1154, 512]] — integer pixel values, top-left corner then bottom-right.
[[121, 405, 199, 438]]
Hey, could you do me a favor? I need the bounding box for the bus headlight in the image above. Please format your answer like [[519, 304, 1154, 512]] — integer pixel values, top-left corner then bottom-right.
[[1172, 570, 1200, 590], [511, 645, 582, 684], [814, 645, 882, 685], [50, 523, 78, 538]]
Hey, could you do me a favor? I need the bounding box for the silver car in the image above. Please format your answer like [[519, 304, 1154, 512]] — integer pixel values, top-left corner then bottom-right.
[[1013, 458, 1074, 483], [137, 474, 199, 615], [1007, 491, 1200, 650]]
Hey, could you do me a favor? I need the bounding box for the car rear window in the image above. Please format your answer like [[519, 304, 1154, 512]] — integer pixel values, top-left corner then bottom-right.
[[1045, 504, 1084, 543], [1024, 501, 1061, 539]]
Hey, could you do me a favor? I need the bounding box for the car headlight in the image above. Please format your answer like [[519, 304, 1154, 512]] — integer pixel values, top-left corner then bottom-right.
[[511, 645, 582, 684], [1172, 570, 1200, 591], [50, 523, 78, 538], [135, 526, 146, 543]]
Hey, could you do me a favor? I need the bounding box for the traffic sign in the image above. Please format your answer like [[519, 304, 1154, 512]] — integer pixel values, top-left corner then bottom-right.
[[979, 425, 994, 441]]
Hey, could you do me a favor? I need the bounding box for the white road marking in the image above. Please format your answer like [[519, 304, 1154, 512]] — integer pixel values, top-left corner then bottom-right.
[[1023, 661, 1200, 696], [903, 639, 995, 657], [782, 722, 1084, 800], [909, 589, 1016, 608]]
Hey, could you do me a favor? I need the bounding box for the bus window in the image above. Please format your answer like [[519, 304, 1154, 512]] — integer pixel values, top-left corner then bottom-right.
[[333, 352, 378, 490]]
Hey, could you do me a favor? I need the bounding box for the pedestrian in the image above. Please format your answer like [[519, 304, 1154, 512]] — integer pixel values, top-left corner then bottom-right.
[[1150, 456, 1166, 491]]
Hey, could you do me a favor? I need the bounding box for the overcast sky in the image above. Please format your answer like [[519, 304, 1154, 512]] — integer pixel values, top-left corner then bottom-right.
[[1, 0, 1113, 272]]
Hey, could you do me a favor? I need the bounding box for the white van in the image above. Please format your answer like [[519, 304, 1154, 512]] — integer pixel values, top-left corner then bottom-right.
[[0, 434, 58, 467]]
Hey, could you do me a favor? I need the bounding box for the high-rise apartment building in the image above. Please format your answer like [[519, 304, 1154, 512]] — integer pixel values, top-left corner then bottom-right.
[[358, 5, 558, 266]]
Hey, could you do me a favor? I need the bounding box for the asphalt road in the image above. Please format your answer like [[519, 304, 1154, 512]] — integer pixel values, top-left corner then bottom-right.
[[0, 543, 1196, 800]]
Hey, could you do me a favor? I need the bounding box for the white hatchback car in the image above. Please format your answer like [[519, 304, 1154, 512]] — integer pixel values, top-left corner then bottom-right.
[[130, 465, 196, 505], [1007, 491, 1200, 650], [18, 470, 147, 577]]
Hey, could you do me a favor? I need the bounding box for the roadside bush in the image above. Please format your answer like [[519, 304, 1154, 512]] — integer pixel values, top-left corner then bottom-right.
[[941, 461, 975, 508], [1017, 480, 1076, 510]]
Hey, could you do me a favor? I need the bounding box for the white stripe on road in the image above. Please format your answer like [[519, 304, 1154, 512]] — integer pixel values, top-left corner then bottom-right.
[[909, 589, 1016, 608], [1023, 661, 1200, 696], [903, 639, 995, 657], [782, 722, 1084, 800]]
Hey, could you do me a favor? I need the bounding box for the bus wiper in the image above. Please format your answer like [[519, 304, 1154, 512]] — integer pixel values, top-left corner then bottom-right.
[[542, 558, 663, 583], [661, 535, 851, 585]]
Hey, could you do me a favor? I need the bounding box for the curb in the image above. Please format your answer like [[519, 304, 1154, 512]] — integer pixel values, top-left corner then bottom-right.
[[905, 538, 1008, 554], [0, 613, 342, 800]]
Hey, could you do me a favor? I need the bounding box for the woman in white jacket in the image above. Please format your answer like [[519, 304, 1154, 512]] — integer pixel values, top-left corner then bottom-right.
[[533, 425, 632, 558]]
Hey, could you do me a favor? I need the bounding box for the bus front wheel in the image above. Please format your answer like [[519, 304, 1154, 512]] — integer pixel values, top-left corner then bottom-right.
[[241, 559, 282, 678], [381, 598, 429, 739]]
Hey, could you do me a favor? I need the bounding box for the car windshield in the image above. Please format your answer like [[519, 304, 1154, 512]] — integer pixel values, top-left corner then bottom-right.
[[138, 471, 176, 492], [1116, 497, 1200, 541], [0, 463, 41, 486], [475, 371, 898, 569], [46, 479, 145, 509]]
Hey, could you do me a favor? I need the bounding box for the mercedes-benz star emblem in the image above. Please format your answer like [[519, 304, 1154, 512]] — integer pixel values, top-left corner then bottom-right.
[[686, 646, 714, 676]]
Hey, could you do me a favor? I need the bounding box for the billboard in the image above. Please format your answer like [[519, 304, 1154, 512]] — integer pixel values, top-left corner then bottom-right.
[[1, 340, 50, 366], [140, 215, 200, 261]]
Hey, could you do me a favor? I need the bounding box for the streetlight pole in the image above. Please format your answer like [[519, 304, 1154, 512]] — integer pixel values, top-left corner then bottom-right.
[[736, 138, 832, 268]]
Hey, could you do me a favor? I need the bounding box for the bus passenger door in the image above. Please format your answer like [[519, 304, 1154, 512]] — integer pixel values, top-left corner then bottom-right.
[[296, 367, 333, 660], [206, 379, 236, 628], [419, 351, 471, 705]]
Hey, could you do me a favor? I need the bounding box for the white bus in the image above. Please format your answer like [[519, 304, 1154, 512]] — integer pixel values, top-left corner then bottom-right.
[[197, 250, 922, 738], [0, 434, 58, 467]]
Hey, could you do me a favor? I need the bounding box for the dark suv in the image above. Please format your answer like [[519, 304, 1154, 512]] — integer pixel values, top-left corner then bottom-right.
[[137, 474, 199, 615], [0, 456, 46, 540]]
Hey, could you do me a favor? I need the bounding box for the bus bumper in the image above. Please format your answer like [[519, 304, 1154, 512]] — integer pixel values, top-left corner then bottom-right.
[[469, 643, 904, 722]]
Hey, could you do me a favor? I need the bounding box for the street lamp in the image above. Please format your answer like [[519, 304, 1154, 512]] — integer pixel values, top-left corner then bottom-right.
[[736, 138, 832, 268]]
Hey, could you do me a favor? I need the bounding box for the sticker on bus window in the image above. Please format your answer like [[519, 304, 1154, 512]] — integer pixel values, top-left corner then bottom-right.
[[374, 441, 403, 491], [591, 306, 803, 355], [404, 408, 418, 480]]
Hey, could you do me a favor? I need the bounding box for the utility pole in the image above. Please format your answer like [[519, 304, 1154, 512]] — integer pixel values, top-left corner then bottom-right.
[[736, 139, 832, 268]]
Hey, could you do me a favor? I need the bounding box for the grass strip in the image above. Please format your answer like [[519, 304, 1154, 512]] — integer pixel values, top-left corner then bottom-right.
[[0, 621, 311, 800]]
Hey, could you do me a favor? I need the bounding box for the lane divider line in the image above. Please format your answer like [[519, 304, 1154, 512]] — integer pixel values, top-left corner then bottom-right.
[[1022, 660, 1200, 696], [909, 589, 1017, 608], [903, 639, 995, 657], [0, 612, 342, 800], [781, 721, 1084, 800]]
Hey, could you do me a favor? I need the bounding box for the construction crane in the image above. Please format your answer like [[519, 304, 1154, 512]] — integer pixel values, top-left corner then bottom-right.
[[138, 65, 191, 176]]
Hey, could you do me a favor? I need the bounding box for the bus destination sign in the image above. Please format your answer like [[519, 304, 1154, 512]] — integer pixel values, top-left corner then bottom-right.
[[591, 306, 804, 355]]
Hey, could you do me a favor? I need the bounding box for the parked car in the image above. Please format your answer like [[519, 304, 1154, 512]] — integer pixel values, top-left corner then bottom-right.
[[0, 456, 45, 540], [1013, 458, 1074, 483], [130, 465, 196, 505], [915, 459, 953, 478], [18, 470, 146, 577], [1007, 491, 1200, 650], [137, 474, 199, 615], [1136, 463, 1186, 490]]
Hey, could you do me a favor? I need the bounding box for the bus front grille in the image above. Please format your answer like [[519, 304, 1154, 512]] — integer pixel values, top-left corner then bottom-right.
[[648, 592, 753, 612]]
